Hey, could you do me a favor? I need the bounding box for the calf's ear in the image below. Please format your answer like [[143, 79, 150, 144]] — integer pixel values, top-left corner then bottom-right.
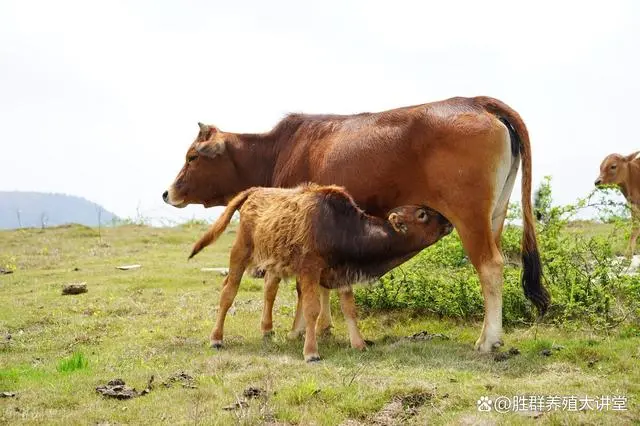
[[388, 213, 408, 234], [195, 140, 226, 158]]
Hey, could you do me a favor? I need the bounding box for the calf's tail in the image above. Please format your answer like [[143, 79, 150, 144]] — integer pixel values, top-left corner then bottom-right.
[[189, 188, 258, 259]]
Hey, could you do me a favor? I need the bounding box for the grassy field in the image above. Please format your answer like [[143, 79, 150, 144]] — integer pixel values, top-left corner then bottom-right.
[[1, 223, 638, 425]]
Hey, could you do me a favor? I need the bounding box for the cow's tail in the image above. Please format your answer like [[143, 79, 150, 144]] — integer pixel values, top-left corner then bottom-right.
[[475, 96, 551, 316], [189, 188, 258, 259]]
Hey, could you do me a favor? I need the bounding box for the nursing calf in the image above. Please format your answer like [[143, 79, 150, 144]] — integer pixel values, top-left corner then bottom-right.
[[189, 184, 452, 361]]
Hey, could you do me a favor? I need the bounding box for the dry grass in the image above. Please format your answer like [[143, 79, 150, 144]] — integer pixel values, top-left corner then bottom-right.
[[0, 224, 638, 425]]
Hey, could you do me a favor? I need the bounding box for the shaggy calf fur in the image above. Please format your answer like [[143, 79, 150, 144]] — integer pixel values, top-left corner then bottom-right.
[[190, 184, 452, 361]]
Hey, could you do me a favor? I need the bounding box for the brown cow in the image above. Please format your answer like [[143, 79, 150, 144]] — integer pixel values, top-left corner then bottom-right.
[[188, 183, 453, 361], [164, 96, 550, 352], [595, 151, 640, 256]]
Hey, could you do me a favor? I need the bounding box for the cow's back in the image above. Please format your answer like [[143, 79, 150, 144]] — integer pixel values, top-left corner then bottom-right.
[[272, 98, 507, 219]]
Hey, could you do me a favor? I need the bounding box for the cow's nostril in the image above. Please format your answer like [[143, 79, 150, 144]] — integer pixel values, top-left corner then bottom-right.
[[594, 179, 602, 186], [162, 190, 169, 202]]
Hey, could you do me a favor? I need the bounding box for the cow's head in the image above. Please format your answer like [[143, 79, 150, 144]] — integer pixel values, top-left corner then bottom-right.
[[595, 153, 627, 187], [163, 123, 240, 208]]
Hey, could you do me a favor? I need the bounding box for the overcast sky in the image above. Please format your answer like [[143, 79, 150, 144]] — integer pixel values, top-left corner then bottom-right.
[[1, 0, 638, 223]]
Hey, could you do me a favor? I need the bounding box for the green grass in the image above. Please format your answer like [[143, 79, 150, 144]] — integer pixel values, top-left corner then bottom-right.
[[57, 352, 89, 373], [0, 224, 638, 425]]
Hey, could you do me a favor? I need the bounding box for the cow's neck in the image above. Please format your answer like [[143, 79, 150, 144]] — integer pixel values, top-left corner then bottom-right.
[[228, 132, 277, 188]]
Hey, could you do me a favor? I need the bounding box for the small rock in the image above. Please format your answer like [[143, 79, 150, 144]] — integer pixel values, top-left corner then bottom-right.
[[587, 359, 597, 368], [116, 264, 141, 271], [1, 392, 16, 398], [62, 283, 88, 295], [200, 267, 229, 276], [0, 267, 13, 275], [541, 349, 552, 357], [508, 347, 521, 356], [552, 344, 565, 351]]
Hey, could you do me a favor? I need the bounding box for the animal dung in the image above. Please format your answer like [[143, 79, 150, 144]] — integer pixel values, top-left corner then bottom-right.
[[96, 377, 153, 399], [116, 264, 141, 271], [61, 282, 88, 295]]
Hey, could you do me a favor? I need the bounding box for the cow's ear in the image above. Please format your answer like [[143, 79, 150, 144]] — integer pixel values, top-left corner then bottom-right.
[[195, 140, 226, 158], [197, 122, 218, 140], [388, 213, 408, 234]]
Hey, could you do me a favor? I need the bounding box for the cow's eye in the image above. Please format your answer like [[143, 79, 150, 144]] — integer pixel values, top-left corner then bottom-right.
[[610, 164, 617, 170], [187, 155, 198, 163], [416, 209, 428, 221]]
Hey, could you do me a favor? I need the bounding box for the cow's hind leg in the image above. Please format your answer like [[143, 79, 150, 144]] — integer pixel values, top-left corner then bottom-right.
[[457, 220, 505, 353], [210, 231, 251, 348], [261, 272, 281, 337]]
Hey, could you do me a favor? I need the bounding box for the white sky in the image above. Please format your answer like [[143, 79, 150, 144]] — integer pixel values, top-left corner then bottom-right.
[[1, 0, 638, 223]]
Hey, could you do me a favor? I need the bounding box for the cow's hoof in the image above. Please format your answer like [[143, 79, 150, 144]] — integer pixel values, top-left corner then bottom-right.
[[211, 341, 223, 349], [305, 355, 321, 363]]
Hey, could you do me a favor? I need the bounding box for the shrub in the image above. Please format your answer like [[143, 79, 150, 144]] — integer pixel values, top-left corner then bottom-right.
[[355, 177, 640, 328]]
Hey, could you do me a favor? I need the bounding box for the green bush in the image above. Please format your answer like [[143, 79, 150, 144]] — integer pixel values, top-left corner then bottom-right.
[[355, 177, 640, 328]]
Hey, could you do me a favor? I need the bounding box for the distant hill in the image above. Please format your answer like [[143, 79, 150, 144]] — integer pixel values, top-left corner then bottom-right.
[[0, 191, 119, 229]]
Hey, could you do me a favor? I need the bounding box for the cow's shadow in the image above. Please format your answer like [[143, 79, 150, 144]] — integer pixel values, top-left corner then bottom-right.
[[210, 329, 550, 379]]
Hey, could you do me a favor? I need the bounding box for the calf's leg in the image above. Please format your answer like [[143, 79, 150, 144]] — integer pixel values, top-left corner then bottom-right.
[[299, 272, 322, 362], [290, 284, 332, 339], [210, 233, 251, 348], [338, 287, 366, 350], [261, 272, 280, 337]]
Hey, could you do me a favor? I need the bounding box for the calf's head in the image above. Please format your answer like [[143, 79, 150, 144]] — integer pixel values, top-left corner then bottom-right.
[[387, 205, 453, 244], [163, 123, 241, 208], [595, 153, 628, 187]]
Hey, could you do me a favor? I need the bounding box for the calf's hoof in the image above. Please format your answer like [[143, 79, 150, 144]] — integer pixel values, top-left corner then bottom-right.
[[211, 340, 224, 349], [305, 354, 321, 363]]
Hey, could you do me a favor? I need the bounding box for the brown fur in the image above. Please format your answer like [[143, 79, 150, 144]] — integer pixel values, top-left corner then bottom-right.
[[165, 95, 549, 352], [190, 184, 452, 361], [595, 152, 640, 256]]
